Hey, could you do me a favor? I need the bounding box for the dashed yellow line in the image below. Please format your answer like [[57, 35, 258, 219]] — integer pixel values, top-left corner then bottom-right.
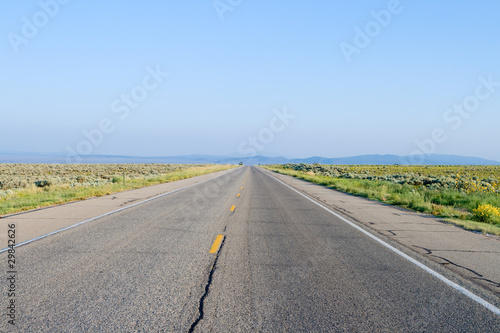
[[230, 205, 236, 212], [237, 193, 241, 198], [209, 234, 224, 253], [241, 187, 243, 190]]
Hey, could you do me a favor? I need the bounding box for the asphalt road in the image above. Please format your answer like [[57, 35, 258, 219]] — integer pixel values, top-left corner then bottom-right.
[[2, 166, 499, 332]]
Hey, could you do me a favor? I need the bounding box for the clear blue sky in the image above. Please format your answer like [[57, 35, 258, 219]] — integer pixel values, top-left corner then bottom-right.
[[1, 1, 499, 160]]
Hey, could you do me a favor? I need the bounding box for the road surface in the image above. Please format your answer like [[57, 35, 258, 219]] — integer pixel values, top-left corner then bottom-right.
[[1, 166, 499, 332]]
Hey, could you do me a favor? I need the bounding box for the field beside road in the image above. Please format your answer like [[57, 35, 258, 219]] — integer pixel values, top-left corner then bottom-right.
[[264, 164, 500, 235], [0, 163, 237, 215]]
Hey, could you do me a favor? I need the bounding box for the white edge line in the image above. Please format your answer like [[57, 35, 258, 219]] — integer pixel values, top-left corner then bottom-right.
[[260, 168, 500, 316], [0, 168, 240, 254]]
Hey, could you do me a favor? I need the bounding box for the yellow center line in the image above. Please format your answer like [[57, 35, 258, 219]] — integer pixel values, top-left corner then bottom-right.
[[209, 234, 224, 254], [241, 187, 243, 190], [237, 193, 241, 198], [230, 205, 236, 212]]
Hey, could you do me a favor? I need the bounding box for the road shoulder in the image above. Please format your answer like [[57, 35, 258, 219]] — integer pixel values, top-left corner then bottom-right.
[[0, 168, 239, 246], [259, 167, 500, 298]]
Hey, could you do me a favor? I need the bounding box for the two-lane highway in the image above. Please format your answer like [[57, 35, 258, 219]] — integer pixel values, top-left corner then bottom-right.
[[2, 166, 499, 331]]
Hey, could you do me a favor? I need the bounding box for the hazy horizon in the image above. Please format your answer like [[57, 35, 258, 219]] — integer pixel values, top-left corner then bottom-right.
[[2, 1, 499, 161], [1, 149, 499, 165]]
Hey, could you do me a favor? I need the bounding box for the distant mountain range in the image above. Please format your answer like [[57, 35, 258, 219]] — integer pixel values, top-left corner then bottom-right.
[[1, 151, 499, 165]]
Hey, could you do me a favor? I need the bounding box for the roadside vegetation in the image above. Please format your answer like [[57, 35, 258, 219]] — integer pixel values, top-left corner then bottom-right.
[[264, 164, 500, 235], [0, 164, 237, 215]]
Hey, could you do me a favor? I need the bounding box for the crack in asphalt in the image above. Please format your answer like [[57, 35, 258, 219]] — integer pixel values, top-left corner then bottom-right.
[[413, 245, 500, 288], [188, 236, 226, 333], [431, 249, 500, 253], [388, 229, 461, 234], [386, 230, 397, 236], [471, 277, 500, 288], [120, 198, 139, 206]]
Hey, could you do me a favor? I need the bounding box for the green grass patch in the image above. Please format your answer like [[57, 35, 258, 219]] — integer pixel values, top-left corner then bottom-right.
[[443, 218, 500, 235]]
